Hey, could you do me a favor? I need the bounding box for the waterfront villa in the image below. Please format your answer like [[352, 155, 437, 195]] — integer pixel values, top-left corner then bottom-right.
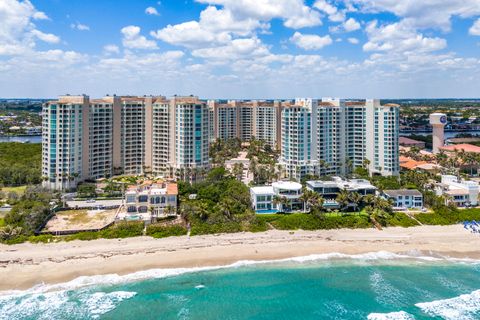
[[120, 180, 178, 221], [250, 181, 303, 213], [305, 177, 377, 209], [382, 189, 424, 210], [435, 175, 479, 207]]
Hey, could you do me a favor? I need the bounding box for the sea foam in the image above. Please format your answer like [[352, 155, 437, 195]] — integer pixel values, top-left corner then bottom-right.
[[0, 289, 136, 320], [0, 251, 477, 300], [367, 311, 415, 320], [415, 289, 480, 320]]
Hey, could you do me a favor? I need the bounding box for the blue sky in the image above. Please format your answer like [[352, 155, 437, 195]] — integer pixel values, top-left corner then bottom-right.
[[1, 0, 480, 98]]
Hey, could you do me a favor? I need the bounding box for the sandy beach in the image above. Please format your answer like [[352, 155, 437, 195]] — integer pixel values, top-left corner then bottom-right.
[[1, 225, 479, 291]]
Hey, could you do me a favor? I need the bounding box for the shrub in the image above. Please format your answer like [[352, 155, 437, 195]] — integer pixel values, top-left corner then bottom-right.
[[65, 221, 144, 241], [146, 224, 187, 238], [190, 221, 243, 235], [28, 234, 56, 243], [416, 208, 480, 225], [246, 217, 270, 233], [269, 213, 371, 230], [386, 212, 419, 227]]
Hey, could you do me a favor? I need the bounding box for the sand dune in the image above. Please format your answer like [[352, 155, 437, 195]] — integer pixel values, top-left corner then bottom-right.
[[1, 225, 479, 291]]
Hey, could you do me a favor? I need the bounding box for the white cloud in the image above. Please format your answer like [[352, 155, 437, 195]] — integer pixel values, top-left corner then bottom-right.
[[348, 37, 359, 44], [31, 30, 60, 43], [343, 18, 361, 32], [121, 25, 158, 50], [70, 23, 90, 31], [313, 0, 345, 22], [0, 0, 61, 55], [145, 6, 159, 15], [199, 6, 265, 36], [470, 18, 480, 36], [32, 11, 49, 20], [151, 21, 232, 48], [351, 0, 480, 31], [192, 37, 270, 61], [290, 31, 333, 50], [363, 20, 447, 53], [151, 5, 268, 48], [103, 44, 120, 54], [195, 0, 322, 29]]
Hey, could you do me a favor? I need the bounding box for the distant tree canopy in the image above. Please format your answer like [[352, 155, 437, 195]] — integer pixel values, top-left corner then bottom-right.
[[0, 143, 42, 186]]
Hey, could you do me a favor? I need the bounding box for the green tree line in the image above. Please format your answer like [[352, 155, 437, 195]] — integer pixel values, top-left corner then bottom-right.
[[0, 143, 42, 186]]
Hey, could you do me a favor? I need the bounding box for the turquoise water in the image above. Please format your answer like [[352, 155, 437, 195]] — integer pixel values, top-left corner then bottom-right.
[[2, 252, 480, 319]]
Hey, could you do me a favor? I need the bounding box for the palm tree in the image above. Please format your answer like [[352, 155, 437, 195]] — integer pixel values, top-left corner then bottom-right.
[[318, 159, 329, 176], [336, 189, 351, 211], [232, 163, 244, 181], [164, 204, 176, 216], [362, 158, 371, 175], [435, 150, 448, 167], [308, 193, 325, 212], [349, 192, 363, 212], [272, 195, 282, 211], [299, 188, 313, 212], [273, 195, 289, 212], [363, 194, 376, 207], [345, 158, 353, 176]]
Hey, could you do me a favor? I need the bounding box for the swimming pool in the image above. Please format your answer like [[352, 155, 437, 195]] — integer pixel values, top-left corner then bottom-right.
[[255, 209, 279, 214], [125, 215, 142, 221]]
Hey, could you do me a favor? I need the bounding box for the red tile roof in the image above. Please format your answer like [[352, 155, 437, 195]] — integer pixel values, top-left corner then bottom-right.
[[440, 144, 480, 154]]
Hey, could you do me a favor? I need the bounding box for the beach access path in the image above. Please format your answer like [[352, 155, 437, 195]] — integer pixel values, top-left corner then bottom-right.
[[1, 225, 479, 291]]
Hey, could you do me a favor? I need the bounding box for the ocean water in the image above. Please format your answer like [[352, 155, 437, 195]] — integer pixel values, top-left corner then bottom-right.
[[2, 252, 480, 319]]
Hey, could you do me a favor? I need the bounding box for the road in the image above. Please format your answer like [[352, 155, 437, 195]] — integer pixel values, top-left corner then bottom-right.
[[66, 199, 123, 209]]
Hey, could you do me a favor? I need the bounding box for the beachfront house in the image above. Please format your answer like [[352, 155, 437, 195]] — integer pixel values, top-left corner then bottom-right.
[[305, 177, 377, 209], [250, 181, 303, 213], [122, 180, 178, 221], [382, 189, 423, 210], [435, 175, 479, 207]]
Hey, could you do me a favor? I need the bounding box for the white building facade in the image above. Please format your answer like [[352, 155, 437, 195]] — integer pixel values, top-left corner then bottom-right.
[[436, 175, 479, 207], [250, 181, 303, 213], [279, 98, 400, 181]]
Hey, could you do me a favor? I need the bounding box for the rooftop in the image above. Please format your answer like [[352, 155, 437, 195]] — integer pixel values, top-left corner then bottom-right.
[[307, 177, 376, 190], [399, 137, 425, 145], [440, 144, 480, 154], [272, 181, 302, 190], [250, 185, 275, 195], [384, 189, 422, 197]]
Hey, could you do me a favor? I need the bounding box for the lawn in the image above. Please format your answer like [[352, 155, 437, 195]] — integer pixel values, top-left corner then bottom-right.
[[0, 218, 5, 227]]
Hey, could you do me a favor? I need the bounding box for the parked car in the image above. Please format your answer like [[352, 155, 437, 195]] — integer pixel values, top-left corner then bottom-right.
[[86, 199, 96, 203]]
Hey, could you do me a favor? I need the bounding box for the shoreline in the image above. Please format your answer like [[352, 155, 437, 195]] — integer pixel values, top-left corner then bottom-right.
[[1, 225, 480, 291]]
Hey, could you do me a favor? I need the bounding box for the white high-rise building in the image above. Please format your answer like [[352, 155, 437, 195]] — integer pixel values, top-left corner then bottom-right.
[[280, 104, 313, 181], [43, 94, 399, 190], [42, 95, 89, 190], [279, 98, 400, 181], [43, 95, 210, 190]]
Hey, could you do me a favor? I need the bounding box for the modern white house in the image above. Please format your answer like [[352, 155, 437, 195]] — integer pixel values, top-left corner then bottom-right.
[[436, 175, 479, 207], [250, 181, 303, 213], [382, 189, 423, 210], [305, 177, 377, 209], [306, 177, 377, 197]]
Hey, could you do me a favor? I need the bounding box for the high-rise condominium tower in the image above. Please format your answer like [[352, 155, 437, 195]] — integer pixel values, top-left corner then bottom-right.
[[279, 98, 400, 181], [208, 100, 282, 149], [42, 94, 399, 189], [42, 95, 210, 190]]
